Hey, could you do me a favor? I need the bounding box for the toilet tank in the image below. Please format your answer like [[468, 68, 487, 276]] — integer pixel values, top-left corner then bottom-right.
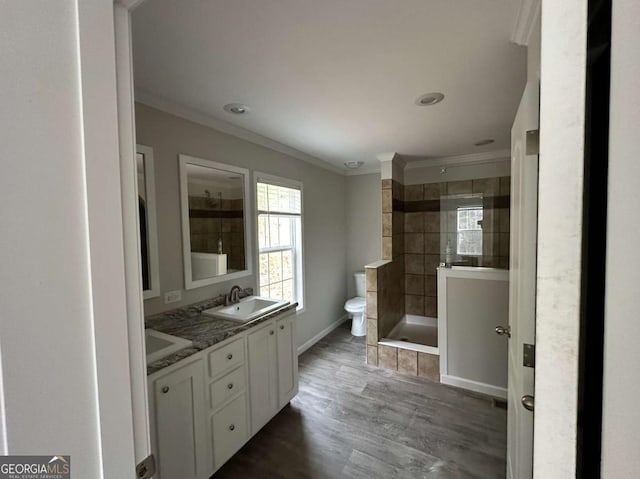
[[354, 272, 366, 297]]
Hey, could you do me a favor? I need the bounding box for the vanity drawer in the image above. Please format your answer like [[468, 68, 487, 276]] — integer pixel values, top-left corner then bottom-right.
[[211, 394, 247, 468], [209, 338, 244, 378], [210, 366, 245, 411]]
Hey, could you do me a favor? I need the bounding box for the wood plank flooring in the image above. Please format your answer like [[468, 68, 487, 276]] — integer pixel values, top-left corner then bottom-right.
[[214, 323, 507, 478]]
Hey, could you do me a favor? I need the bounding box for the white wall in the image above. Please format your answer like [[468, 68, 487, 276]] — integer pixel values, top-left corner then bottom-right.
[[345, 174, 382, 297], [601, 0, 640, 476], [0, 1, 134, 476], [136, 104, 348, 346]]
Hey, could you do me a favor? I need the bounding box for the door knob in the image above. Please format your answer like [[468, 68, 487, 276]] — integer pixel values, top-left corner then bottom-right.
[[495, 325, 511, 338], [521, 395, 534, 411]]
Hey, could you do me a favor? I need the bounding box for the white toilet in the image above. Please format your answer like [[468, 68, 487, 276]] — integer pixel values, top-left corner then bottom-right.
[[345, 272, 367, 336]]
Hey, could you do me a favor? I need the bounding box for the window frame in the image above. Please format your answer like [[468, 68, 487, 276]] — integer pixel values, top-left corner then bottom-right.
[[254, 172, 305, 312]]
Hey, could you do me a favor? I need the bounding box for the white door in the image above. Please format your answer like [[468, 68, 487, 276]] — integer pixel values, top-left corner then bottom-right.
[[247, 322, 279, 434], [152, 360, 208, 479], [276, 315, 298, 408], [506, 80, 539, 479]]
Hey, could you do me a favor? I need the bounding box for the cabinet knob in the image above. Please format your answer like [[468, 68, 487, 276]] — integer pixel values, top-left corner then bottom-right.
[[270, 330, 274, 335], [227, 383, 234, 390], [227, 353, 233, 360], [229, 424, 235, 431], [162, 386, 169, 394], [280, 325, 285, 330]]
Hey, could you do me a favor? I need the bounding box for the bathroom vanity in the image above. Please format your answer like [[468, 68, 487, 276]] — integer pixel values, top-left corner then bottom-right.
[[146, 302, 298, 479]]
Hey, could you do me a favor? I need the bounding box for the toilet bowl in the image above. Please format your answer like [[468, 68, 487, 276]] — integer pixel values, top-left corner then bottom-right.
[[345, 272, 366, 336]]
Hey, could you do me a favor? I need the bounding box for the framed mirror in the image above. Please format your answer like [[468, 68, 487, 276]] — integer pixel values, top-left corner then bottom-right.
[[137, 145, 161, 299], [179, 154, 252, 289]]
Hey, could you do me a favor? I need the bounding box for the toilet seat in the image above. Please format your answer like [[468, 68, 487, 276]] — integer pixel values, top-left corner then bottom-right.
[[345, 297, 365, 311]]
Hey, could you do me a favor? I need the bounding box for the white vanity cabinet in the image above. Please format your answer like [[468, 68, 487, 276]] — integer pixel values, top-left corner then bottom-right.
[[148, 310, 297, 479], [247, 314, 298, 434], [148, 360, 209, 479]]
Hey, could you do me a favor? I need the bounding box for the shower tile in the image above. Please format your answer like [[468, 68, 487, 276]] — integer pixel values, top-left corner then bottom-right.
[[366, 345, 378, 366], [405, 254, 424, 275], [499, 233, 510, 257], [483, 233, 498, 256], [473, 177, 500, 197], [480, 208, 498, 233], [382, 179, 392, 190], [446, 180, 472, 195], [392, 181, 404, 200], [499, 176, 511, 195], [425, 275, 437, 297], [405, 295, 425, 315], [378, 345, 398, 371], [398, 349, 418, 375], [405, 274, 424, 295], [382, 237, 392, 260], [404, 233, 424, 254], [404, 212, 424, 233], [392, 211, 404, 235], [366, 319, 378, 345], [499, 208, 510, 232], [366, 268, 377, 292], [418, 352, 440, 382], [382, 189, 393, 213], [424, 211, 440, 233], [382, 213, 392, 237], [366, 292, 378, 319], [424, 233, 440, 255], [404, 184, 424, 201], [424, 255, 441, 276], [424, 182, 445, 200], [392, 234, 404, 258], [497, 256, 509, 269], [425, 297, 438, 317]]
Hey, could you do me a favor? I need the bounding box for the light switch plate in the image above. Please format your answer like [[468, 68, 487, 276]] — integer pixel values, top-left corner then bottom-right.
[[164, 290, 182, 304]]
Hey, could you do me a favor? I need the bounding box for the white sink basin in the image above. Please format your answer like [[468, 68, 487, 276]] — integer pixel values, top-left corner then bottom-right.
[[145, 329, 193, 364], [202, 296, 289, 322]]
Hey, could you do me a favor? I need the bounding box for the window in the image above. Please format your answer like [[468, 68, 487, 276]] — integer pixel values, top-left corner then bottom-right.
[[256, 176, 303, 309], [457, 206, 483, 255]]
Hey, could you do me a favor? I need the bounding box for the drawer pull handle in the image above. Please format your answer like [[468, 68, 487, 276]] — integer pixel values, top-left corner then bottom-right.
[[162, 386, 169, 394], [270, 330, 274, 335], [280, 325, 285, 330], [229, 424, 235, 431], [227, 353, 233, 360], [227, 383, 234, 390]]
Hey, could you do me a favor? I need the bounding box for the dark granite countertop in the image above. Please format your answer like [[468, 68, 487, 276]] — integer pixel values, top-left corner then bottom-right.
[[145, 296, 297, 376]]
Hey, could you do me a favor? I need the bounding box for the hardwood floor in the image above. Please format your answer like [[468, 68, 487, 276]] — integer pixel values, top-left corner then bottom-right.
[[214, 323, 507, 478]]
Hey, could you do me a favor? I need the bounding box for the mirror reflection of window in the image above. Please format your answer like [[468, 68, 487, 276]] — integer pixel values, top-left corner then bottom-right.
[[456, 206, 483, 256]]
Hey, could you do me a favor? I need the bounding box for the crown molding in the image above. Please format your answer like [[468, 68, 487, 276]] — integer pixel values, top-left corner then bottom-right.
[[511, 0, 541, 46], [135, 89, 345, 175], [404, 150, 511, 170]]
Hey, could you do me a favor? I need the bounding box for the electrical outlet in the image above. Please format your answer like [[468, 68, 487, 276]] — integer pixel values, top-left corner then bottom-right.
[[164, 290, 182, 304]]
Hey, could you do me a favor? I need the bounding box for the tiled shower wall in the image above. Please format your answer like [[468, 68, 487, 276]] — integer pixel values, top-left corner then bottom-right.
[[188, 196, 246, 270], [402, 176, 511, 318]]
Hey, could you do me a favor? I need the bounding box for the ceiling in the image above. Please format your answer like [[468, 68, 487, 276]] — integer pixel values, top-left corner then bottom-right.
[[132, 0, 526, 173]]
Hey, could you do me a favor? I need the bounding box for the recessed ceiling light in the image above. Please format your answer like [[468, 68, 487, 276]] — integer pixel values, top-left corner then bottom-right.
[[415, 92, 445, 107], [344, 161, 364, 169], [223, 103, 250, 115], [474, 138, 495, 146]]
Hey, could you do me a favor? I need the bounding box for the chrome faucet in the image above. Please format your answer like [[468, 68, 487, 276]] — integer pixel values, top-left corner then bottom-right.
[[226, 285, 243, 305]]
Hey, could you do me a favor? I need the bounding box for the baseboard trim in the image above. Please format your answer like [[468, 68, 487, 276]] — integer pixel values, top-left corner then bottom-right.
[[297, 314, 349, 356], [440, 374, 507, 399]]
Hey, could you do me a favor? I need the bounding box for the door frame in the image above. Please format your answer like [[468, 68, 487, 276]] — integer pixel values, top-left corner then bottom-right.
[[99, 0, 595, 475]]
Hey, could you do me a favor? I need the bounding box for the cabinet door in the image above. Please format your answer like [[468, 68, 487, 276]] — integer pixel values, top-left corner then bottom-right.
[[152, 360, 208, 479], [276, 315, 298, 408], [247, 321, 278, 434]]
